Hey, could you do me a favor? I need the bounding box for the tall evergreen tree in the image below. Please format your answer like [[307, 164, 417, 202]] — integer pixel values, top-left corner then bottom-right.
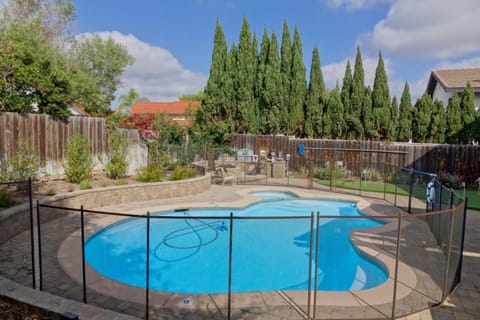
[[361, 86, 375, 140], [341, 61, 352, 117], [372, 51, 390, 140], [446, 92, 462, 143], [387, 96, 398, 141], [198, 20, 227, 125], [236, 17, 257, 133], [279, 20, 292, 132], [224, 42, 238, 132], [304, 47, 326, 138], [324, 86, 345, 139], [261, 31, 282, 134], [397, 82, 413, 142], [351, 46, 365, 119], [413, 93, 433, 142], [255, 27, 270, 120], [288, 25, 306, 136], [459, 81, 476, 143], [430, 99, 447, 143]]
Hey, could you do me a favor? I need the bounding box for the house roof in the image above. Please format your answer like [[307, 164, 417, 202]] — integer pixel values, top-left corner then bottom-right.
[[130, 101, 201, 116], [426, 68, 480, 94], [68, 104, 90, 117]]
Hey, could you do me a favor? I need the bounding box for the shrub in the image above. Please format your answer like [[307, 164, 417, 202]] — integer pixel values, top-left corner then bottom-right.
[[106, 129, 129, 179], [0, 141, 42, 183], [64, 135, 93, 183], [314, 165, 343, 180], [46, 188, 56, 196], [0, 190, 14, 208], [79, 180, 92, 190], [169, 165, 196, 181], [362, 168, 382, 181], [136, 164, 165, 183], [437, 172, 464, 189], [116, 179, 128, 186]]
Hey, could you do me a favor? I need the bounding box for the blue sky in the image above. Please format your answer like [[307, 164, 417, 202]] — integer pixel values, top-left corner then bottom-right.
[[71, 0, 480, 107]]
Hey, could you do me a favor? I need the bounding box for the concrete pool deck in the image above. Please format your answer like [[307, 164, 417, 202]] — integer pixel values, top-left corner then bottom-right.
[[1, 184, 479, 319]]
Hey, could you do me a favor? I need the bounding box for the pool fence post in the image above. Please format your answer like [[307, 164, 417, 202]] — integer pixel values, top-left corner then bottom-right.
[[394, 171, 398, 207], [307, 212, 314, 319], [382, 160, 387, 200], [313, 211, 321, 319], [441, 207, 456, 303], [80, 205, 87, 303], [438, 185, 443, 211], [228, 212, 233, 320], [28, 177, 36, 289], [391, 212, 402, 319], [407, 168, 414, 213], [145, 211, 150, 320], [36, 199, 43, 291]]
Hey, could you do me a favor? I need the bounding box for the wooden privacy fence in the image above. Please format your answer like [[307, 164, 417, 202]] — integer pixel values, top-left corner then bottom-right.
[[230, 134, 480, 183], [0, 112, 144, 175]]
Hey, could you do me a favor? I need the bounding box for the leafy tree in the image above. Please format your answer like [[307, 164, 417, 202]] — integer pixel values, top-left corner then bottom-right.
[[446, 92, 462, 143], [341, 61, 352, 116], [304, 47, 326, 138], [255, 27, 269, 126], [179, 92, 204, 101], [387, 96, 398, 141], [324, 86, 345, 138], [261, 31, 282, 134], [351, 46, 365, 119], [235, 17, 257, 133], [198, 20, 227, 126], [0, 19, 71, 119], [430, 99, 446, 143], [458, 81, 476, 143], [279, 20, 292, 132], [341, 60, 363, 139], [412, 93, 433, 142], [397, 82, 413, 142], [116, 88, 149, 114], [372, 51, 390, 140], [69, 34, 133, 116], [288, 25, 306, 136], [224, 42, 238, 132]]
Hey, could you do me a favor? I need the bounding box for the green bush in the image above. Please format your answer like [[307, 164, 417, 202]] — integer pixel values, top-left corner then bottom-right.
[[437, 172, 464, 189], [314, 165, 343, 180], [0, 190, 14, 208], [64, 135, 93, 183], [106, 129, 129, 179], [79, 180, 92, 190], [0, 141, 42, 183], [116, 179, 128, 186], [136, 164, 165, 183], [169, 165, 196, 181]]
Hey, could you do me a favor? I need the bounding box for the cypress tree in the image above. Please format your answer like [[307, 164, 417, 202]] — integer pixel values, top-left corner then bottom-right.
[[361, 86, 375, 140], [430, 99, 447, 143], [413, 93, 433, 142], [341, 61, 352, 116], [255, 27, 270, 122], [288, 25, 307, 136], [236, 17, 256, 133], [387, 96, 398, 141], [199, 19, 227, 125], [372, 51, 390, 140], [324, 86, 345, 139], [351, 46, 365, 119], [261, 31, 282, 134], [224, 42, 238, 132], [279, 20, 292, 132], [459, 81, 476, 143], [397, 82, 413, 142], [446, 92, 462, 143], [304, 47, 326, 138]]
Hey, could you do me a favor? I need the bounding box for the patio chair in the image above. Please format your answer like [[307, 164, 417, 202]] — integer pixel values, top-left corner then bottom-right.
[[213, 167, 236, 185]]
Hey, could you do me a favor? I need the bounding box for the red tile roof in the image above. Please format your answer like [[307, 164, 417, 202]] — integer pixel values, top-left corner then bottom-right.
[[130, 101, 201, 116]]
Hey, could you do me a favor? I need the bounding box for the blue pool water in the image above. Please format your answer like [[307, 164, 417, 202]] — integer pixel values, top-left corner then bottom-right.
[[85, 193, 388, 294]]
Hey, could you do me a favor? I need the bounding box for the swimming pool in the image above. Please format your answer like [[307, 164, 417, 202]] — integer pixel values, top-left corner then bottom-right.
[[85, 193, 387, 294]]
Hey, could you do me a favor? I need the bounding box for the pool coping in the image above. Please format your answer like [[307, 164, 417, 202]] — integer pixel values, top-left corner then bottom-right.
[[57, 185, 418, 313]]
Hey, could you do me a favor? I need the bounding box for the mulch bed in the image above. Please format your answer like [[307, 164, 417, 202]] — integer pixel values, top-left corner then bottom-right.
[[0, 296, 58, 320]]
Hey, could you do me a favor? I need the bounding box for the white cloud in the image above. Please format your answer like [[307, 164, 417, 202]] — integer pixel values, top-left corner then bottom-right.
[[324, 0, 392, 10], [78, 31, 207, 106], [365, 0, 480, 59]]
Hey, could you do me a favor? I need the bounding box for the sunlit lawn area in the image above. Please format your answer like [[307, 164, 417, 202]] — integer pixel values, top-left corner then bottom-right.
[[317, 179, 480, 211]]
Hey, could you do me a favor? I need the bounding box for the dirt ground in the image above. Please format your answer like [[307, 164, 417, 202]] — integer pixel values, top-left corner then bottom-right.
[[0, 296, 57, 320]]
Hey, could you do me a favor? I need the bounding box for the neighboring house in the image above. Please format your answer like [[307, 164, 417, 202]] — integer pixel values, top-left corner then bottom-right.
[[130, 101, 200, 126], [68, 104, 90, 117], [426, 68, 480, 109]]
